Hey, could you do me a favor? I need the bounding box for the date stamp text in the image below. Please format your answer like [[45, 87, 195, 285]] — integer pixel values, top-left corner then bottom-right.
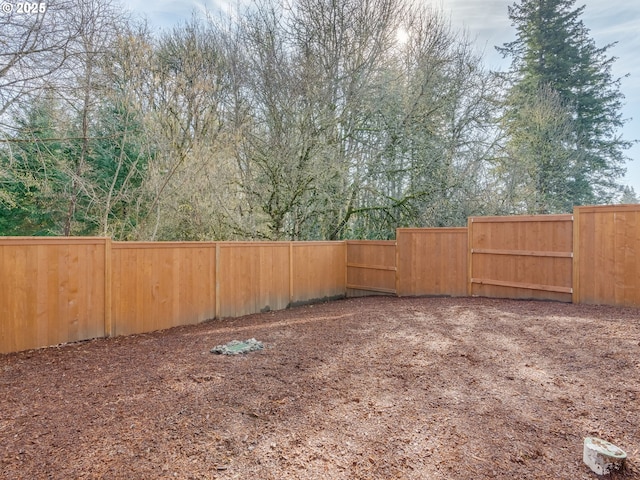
[[1, 2, 47, 14]]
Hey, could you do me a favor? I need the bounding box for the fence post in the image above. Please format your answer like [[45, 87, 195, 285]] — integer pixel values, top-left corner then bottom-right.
[[395, 229, 401, 296], [215, 243, 221, 319], [467, 218, 473, 296], [104, 237, 114, 337], [289, 242, 294, 306], [572, 207, 580, 304], [344, 241, 348, 296]]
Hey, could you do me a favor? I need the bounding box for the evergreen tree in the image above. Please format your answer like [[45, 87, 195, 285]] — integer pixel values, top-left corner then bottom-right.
[[620, 185, 638, 204], [498, 0, 631, 211], [0, 99, 72, 235]]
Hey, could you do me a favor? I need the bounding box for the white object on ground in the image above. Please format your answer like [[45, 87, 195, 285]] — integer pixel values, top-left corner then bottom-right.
[[583, 437, 627, 475]]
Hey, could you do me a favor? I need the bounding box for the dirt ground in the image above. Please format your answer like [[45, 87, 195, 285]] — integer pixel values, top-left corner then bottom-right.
[[1, 296, 639, 479]]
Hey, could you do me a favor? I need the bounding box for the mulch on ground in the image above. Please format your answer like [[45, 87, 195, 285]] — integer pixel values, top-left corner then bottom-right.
[[1, 296, 639, 479]]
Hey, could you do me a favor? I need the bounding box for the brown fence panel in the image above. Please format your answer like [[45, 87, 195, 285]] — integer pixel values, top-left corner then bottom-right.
[[291, 242, 346, 304], [7, 205, 640, 354], [0, 237, 106, 354], [396, 228, 468, 297], [574, 204, 640, 307], [111, 242, 216, 336], [346, 240, 397, 296], [217, 242, 291, 318], [468, 215, 573, 302]]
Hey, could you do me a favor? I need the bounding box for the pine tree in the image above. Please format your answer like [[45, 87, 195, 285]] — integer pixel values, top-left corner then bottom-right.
[[498, 0, 631, 211], [620, 186, 638, 204], [0, 99, 72, 235]]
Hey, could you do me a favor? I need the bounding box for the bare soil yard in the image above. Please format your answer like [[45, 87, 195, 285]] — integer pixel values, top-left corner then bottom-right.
[[1, 296, 639, 479]]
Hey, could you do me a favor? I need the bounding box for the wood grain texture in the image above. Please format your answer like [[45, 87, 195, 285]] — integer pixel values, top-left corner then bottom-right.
[[346, 241, 397, 295], [396, 228, 468, 297], [291, 242, 346, 304], [0, 238, 106, 354], [110, 242, 216, 336], [4, 205, 640, 354], [574, 205, 640, 307], [468, 215, 573, 302]]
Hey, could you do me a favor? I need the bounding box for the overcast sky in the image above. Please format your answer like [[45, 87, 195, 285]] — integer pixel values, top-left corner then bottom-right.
[[124, 0, 640, 193]]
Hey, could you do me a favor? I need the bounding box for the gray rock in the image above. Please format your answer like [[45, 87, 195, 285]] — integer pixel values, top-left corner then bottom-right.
[[211, 338, 264, 355]]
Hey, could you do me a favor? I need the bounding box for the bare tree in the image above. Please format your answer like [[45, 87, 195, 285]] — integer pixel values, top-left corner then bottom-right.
[[131, 17, 241, 240], [1, 0, 505, 240], [0, 0, 78, 118], [0, 0, 152, 238], [48, 0, 130, 235]]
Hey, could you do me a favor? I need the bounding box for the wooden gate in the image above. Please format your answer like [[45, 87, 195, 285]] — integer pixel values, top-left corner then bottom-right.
[[468, 215, 573, 302]]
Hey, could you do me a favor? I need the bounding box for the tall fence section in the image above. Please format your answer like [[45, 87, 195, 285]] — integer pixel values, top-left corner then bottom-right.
[[2, 204, 639, 354], [468, 215, 574, 303], [573, 205, 640, 307]]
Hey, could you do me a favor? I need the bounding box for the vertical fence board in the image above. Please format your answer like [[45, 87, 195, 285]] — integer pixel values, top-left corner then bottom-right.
[[35, 245, 48, 347], [217, 243, 291, 318], [110, 243, 216, 336], [104, 238, 113, 337], [291, 242, 346, 304], [623, 211, 640, 306]]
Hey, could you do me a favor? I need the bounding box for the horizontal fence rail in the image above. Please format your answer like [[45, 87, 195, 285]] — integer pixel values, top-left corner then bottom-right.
[[2, 204, 640, 354], [468, 214, 574, 302], [346, 241, 397, 295]]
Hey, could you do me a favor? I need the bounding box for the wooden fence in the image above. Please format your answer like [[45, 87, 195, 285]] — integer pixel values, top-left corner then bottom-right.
[[0, 237, 108, 354], [346, 241, 397, 296], [396, 228, 468, 297], [573, 205, 640, 307], [468, 215, 574, 302], [1, 240, 346, 353], [110, 241, 217, 337], [2, 204, 640, 354]]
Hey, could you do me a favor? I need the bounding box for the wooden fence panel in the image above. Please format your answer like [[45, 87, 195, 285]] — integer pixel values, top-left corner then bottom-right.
[[346, 241, 397, 295], [468, 215, 573, 302], [0, 238, 106, 354], [574, 204, 640, 307], [6, 204, 640, 355], [217, 242, 291, 318], [291, 242, 346, 304], [111, 242, 216, 336], [396, 228, 468, 296]]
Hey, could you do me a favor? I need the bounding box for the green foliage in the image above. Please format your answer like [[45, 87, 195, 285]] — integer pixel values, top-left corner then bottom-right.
[[620, 186, 639, 204], [498, 85, 579, 213], [0, 95, 152, 238], [85, 100, 151, 238], [0, 99, 71, 235], [498, 0, 631, 211]]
